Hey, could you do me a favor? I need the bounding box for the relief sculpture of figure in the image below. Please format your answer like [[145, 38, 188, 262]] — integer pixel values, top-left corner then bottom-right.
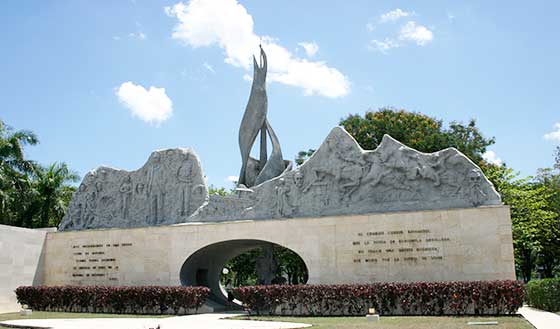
[[177, 155, 195, 216], [238, 45, 288, 187], [119, 175, 133, 219], [147, 152, 166, 224]]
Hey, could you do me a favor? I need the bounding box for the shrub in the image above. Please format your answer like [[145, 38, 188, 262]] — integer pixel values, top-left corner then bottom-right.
[[15, 286, 210, 315], [234, 280, 524, 316], [525, 278, 560, 312]]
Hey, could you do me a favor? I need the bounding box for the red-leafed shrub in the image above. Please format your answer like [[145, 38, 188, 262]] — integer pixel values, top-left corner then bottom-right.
[[234, 280, 524, 316], [15, 286, 210, 315]]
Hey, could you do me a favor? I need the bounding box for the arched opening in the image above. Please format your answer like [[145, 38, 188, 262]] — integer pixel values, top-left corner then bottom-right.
[[179, 239, 308, 307]]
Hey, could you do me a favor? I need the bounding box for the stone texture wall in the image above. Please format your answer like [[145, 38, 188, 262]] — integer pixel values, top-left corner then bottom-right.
[[0, 225, 52, 313], [41, 206, 515, 290]]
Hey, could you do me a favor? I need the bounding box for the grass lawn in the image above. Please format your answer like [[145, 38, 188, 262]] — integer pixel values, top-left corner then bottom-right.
[[235, 315, 534, 329], [0, 311, 169, 322]]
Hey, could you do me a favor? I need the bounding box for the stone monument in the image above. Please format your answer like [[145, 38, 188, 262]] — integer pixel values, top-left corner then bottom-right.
[[1, 46, 516, 312], [59, 127, 501, 230], [59, 46, 500, 231]]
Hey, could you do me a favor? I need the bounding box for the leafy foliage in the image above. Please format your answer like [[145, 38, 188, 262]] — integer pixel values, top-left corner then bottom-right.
[[15, 285, 210, 315], [339, 108, 494, 163], [208, 184, 233, 196], [295, 149, 315, 166], [484, 165, 560, 281], [525, 278, 560, 312], [222, 245, 308, 287], [234, 281, 524, 316], [0, 119, 79, 228]]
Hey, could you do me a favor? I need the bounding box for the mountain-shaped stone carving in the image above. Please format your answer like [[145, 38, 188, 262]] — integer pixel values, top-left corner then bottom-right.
[[193, 127, 501, 222], [59, 127, 501, 231], [59, 148, 208, 231]]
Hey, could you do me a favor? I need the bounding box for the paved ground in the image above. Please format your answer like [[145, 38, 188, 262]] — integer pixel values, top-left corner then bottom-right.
[[518, 306, 560, 329], [3, 307, 557, 329], [0, 312, 311, 329]]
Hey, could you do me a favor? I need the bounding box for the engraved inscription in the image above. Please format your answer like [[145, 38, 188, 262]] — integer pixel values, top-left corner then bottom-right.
[[351, 229, 449, 264], [70, 241, 134, 282]]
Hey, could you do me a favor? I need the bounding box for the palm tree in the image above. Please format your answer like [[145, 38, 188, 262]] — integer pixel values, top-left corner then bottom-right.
[[33, 162, 79, 228], [0, 119, 38, 222], [0, 120, 38, 173]]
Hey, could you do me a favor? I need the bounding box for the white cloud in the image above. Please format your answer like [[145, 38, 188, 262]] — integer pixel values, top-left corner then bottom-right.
[[399, 21, 433, 46], [116, 82, 173, 125], [129, 32, 147, 40], [203, 62, 215, 74], [368, 38, 400, 53], [165, 0, 349, 98], [298, 41, 319, 57], [379, 8, 411, 23], [483, 150, 503, 166], [226, 175, 239, 183], [544, 123, 560, 142]]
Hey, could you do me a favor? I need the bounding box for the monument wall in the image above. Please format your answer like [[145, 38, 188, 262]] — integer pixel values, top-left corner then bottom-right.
[[0, 225, 52, 313], [40, 206, 515, 290]]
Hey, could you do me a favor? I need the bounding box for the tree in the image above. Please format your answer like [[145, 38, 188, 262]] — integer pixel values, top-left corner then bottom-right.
[[295, 149, 315, 166], [485, 165, 560, 281], [339, 108, 494, 163], [0, 120, 38, 221], [221, 245, 308, 287], [0, 119, 79, 229], [554, 146, 560, 170], [296, 108, 495, 166], [0, 120, 38, 174], [33, 163, 79, 227], [208, 185, 233, 196], [275, 246, 308, 284], [534, 168, 560, 278]]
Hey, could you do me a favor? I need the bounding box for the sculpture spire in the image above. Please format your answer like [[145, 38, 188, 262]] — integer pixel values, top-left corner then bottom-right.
[[237, 46, 288, 187]]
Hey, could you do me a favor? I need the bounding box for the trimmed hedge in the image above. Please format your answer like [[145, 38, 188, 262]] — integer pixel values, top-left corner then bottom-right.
[[525, 278, 560, 312], [234, 280, 524, 316], [15, 286, 210, 315]]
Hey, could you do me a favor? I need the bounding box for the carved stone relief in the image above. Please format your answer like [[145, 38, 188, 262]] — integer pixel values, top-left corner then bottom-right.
[[59, 127, 501, 231], [59, 148, 207, 231]]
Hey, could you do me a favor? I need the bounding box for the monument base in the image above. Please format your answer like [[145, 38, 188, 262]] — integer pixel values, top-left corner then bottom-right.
[[38, 205, 515, 305]]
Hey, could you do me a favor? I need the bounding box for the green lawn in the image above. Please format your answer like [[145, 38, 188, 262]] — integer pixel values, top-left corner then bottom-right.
[[235, 315, 534, 329], [0, 311, 169, 322]]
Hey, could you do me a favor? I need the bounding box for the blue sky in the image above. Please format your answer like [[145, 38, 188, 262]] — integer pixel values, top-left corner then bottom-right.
[[1, 0, 559, 188]]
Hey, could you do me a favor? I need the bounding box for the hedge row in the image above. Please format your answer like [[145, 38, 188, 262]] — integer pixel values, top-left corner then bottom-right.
[[525, 278, 560, 312], [15, 286, 210, 315], [234, 280, 524, 316]]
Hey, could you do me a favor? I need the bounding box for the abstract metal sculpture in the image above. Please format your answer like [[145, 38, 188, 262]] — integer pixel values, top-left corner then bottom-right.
[[238, 46, 288, 187]]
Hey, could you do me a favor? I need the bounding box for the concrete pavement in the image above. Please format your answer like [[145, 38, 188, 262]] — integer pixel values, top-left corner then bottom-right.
[[0, 313, 311, 329], [518, 306, 560, 329]]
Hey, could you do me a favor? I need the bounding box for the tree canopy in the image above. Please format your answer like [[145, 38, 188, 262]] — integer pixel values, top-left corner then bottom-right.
[[484, 165, 560, 281], [339, 108, 494, 163], [0, 119, 79, 228], [296, 108, 495, 166]]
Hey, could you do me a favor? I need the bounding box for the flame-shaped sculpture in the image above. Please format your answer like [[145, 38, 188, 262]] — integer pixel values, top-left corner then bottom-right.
[[238, 46, 289, 187]]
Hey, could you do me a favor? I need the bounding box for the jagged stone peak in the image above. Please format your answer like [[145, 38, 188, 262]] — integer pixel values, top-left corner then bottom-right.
[[246, 125, 501, 219], [84, 148, 201, 176], [59, 147, 208, 231]]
